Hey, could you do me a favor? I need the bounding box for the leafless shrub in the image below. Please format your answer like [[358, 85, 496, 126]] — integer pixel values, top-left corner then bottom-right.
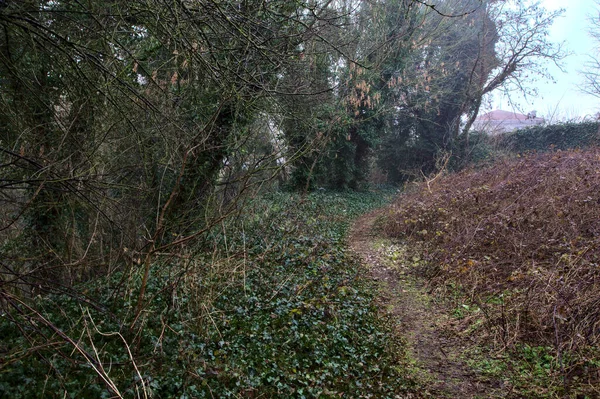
[[383, 148, 600, 383]]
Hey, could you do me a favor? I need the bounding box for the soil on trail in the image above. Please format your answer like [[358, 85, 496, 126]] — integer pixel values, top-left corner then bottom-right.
[[349, 209, 502, 399]]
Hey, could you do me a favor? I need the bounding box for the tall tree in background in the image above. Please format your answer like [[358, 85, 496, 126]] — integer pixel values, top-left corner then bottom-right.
[[460, 0, 565, 134], [318, 0, 426, 189], [583, 0, 600, 99], [276, 4, 347, 192], [376, 0, 564, 183], [342, 0, 424, 189]]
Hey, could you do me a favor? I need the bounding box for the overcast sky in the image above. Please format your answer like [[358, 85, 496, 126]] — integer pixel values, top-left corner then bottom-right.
[[491, 0, 599, 120]]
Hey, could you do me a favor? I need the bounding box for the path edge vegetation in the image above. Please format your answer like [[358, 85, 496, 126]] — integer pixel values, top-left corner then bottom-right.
[[1, 190, 427, 398], [374, 147, 600, 398]]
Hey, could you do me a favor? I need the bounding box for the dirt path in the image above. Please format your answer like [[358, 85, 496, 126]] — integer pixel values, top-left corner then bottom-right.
[[349, 209, 501, 398]]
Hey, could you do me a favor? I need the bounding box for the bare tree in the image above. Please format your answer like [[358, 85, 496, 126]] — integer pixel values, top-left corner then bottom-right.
[[461, 0, 566, 135], [583, 1, 600, 99]]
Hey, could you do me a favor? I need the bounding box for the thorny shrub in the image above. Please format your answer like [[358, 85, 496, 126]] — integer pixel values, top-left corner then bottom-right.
[[382, 148, 600, 391]]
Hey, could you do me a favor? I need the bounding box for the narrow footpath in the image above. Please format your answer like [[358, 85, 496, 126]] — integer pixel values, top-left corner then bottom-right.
[[349, 209, 502, 398]]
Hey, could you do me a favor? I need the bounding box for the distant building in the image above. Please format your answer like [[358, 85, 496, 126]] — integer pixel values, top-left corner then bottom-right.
[[473, 110, 545, 135]]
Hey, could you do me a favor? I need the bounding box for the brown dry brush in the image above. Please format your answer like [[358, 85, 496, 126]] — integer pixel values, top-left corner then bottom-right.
[[383, 148, 600, 369]]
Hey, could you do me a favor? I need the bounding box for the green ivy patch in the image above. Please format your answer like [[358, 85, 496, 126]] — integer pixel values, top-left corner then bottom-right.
[[1, 190, 416, 398]]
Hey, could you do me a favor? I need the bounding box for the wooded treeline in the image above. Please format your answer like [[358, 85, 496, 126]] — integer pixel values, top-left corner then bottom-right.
[[0, 0, 562, 272], [0, 0, 564, 396]]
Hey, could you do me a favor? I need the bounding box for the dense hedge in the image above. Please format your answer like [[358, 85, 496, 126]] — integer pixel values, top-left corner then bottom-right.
[[499, 121, 600, 153], [450, 121, 600, 171]]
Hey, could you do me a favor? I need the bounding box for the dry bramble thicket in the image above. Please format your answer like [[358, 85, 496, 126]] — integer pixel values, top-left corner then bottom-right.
[[383, 148, 600, 372]]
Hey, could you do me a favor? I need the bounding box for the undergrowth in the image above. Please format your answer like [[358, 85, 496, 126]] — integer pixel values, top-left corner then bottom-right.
[[1, 190, 417, 398], [381, 148, 600, 398]]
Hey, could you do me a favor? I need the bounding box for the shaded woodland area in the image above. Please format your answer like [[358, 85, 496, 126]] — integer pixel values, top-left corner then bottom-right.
[[0, 0, 581, 397]]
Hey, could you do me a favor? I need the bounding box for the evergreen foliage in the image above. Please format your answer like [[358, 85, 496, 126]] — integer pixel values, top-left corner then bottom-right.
[[501, 121, 600, 153], [1, 191, 416, 398], [453, 121, 600, 170]]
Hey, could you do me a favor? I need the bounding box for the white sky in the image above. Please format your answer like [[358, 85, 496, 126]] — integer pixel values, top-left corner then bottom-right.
[[491, 0, 600, 121]]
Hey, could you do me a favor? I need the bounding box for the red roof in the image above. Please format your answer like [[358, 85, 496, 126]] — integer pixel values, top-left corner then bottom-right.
[[478, 110, 530, 121]]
